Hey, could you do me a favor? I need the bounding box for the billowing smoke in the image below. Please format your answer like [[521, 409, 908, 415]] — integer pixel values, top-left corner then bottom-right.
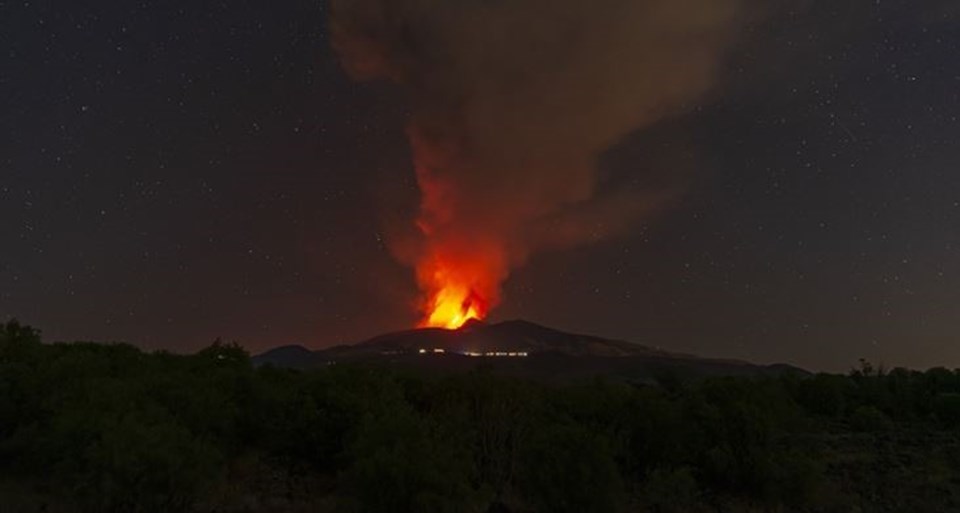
[[330, 0, 748, 326]]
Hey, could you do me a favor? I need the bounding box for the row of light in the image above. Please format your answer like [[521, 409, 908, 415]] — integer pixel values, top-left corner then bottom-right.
[[467, 351, 529, 357], [417, 348, 529, 357]]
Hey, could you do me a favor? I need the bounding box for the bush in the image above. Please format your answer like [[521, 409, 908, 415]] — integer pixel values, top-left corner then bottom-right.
[[73, 414, 222, 513], [849, 405, 893, 433], [639, 467, 704, 513], [340, 386, 476, 513], [518, 424, 624, 513], [933, 393, 960, 427]]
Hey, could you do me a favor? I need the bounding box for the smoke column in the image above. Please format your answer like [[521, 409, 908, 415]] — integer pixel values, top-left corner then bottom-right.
[[330, 0, 748, 327]]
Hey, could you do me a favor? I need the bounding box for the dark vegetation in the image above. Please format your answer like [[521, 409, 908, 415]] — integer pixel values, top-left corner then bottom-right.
[[3, 320, 960, 512]]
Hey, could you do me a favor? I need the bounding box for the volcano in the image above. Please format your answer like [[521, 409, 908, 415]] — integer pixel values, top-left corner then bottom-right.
[[253, 320, 805, 382]]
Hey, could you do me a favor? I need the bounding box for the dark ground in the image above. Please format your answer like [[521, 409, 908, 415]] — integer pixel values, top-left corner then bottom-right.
[[4, 319, 960, 512]]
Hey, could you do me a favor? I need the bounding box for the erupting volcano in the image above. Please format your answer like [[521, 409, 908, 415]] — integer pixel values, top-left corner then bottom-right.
[[412, 159, 508, 329], [331, 0, 748, 329], [415, 246, 500, 329], [419, 281, 484, 329]]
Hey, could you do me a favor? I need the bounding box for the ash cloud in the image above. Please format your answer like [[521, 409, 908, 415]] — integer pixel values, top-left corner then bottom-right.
[[330, 0, 752, 312]]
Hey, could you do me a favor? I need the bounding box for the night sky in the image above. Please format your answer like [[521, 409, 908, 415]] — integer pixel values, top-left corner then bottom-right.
[[2, 0, 959, 371]]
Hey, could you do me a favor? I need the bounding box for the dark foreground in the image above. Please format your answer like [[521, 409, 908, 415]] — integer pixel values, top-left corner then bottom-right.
[[2, 320, 960, 512]]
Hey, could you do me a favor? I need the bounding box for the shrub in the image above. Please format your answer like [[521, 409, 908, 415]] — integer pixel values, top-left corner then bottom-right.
[[849, 405, 893, 433], [517, 424, 624, 513]]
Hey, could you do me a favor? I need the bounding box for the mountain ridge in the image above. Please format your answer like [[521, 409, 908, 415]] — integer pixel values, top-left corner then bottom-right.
[[252, 319, 807, 381]]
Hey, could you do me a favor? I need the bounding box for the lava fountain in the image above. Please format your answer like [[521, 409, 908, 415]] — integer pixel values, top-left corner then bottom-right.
[[330, 0, 750, 330], [413, 213, 509, 329], [418, 271, 486, 329]]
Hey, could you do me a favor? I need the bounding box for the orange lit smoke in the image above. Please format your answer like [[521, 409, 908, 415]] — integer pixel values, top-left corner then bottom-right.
[[329, 0, 748, 330], [416, 255, 490, 329], [413, 158, 508, 329]]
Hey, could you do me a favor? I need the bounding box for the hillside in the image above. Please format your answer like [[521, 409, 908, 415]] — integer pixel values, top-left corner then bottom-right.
[[253, 319, 806, 381], [6, 320, 960, 512]]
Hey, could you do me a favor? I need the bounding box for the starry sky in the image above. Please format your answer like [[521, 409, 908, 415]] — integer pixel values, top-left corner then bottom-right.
[[2, 0, 958, 371]]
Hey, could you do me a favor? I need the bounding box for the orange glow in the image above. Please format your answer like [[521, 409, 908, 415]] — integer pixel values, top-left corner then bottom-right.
[[420, 285, 484, 329], [409, 132, 509, 330], [416, 254, 491, 329]]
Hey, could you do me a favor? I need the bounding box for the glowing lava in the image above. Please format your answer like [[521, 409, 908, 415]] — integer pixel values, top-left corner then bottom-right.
[[420, 283, 485, 329], [416, 252, 494, 329], [409, 144, 509, 330]]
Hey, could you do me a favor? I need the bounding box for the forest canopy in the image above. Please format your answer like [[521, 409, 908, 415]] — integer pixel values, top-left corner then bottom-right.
[[2, 319, 960, 512]]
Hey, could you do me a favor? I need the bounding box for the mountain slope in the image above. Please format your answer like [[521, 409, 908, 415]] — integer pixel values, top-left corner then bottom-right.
[[352, 319, 685, 357], [252, 319, 807, 381]]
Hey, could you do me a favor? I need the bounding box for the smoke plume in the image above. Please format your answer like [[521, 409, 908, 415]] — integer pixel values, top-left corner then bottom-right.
[[330, 0, 748, 325]]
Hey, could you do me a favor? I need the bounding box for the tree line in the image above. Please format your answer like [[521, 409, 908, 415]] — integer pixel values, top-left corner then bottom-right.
[[2, 319, 960, 512]]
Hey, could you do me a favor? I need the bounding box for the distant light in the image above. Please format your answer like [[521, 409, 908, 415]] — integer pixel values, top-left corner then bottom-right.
[[472, 350, 530, 357], [418, 348, 427, 354]]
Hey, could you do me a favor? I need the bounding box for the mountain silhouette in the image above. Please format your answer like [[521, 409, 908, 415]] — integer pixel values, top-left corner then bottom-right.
[[253, 319, 806, 381]]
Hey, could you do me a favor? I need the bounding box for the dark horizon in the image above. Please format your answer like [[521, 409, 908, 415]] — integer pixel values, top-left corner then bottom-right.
[[3, 0, 960, 372], [9, 314, 946, 375]]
